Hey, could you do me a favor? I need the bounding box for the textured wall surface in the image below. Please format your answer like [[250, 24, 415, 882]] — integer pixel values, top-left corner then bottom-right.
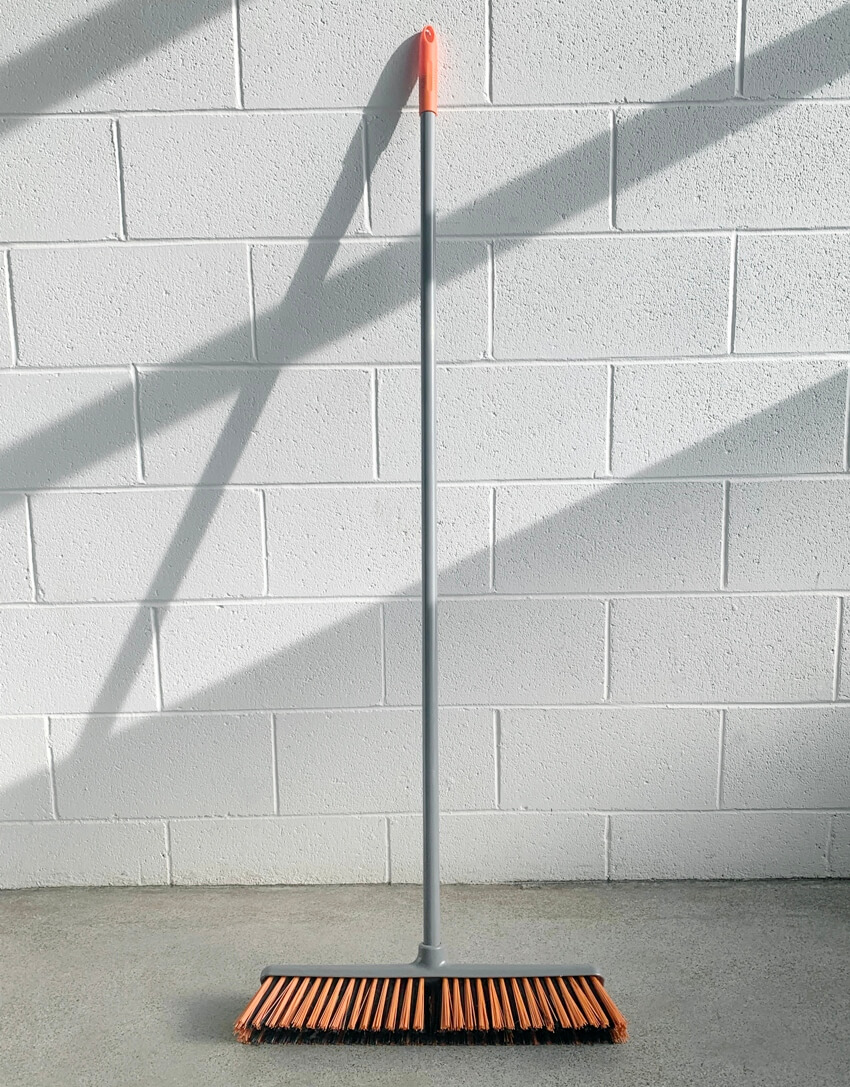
[[1, 0, 850, 887]]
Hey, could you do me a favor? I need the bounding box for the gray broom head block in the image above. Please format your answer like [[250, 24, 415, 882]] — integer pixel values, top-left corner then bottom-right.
[[260, 962, 603, 981]]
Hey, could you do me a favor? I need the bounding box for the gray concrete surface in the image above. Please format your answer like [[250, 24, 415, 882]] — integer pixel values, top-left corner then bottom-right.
[[1, 880, 848, 1086]]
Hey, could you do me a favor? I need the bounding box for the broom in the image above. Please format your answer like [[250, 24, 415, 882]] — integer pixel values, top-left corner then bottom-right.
[[235, 25, 628, 1046]]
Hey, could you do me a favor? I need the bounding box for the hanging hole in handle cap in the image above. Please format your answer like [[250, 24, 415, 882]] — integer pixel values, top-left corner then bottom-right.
[[419, 25, 438, 114]]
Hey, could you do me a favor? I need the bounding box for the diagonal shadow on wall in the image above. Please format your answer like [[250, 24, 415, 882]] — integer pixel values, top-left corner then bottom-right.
[[0, 0, 238, 121]]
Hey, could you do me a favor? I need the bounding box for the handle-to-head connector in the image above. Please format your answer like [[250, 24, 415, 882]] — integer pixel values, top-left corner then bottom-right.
[[419, 25, 438, 114]]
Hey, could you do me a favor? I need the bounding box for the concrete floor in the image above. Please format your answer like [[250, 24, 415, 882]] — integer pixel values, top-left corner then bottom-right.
[[1, 881, 848, 1087]]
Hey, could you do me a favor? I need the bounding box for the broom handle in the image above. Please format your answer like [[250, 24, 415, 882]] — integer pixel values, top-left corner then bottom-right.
[[418, 25, 443, 968]]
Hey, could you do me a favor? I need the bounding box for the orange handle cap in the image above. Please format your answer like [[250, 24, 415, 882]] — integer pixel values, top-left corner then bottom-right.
[[419, 25, 437, 114]]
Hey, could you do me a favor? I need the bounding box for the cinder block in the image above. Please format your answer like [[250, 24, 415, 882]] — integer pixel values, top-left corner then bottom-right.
[[252, 240, 487, 364], [0, 605, 157, 714], [390, 812, 606, 882], [0, 371, 137, 489], [618, 104, 850, 230], [0, 497, 32, 602], [495, 237, 729, 359], [745, 0, 850, 99], [139, 367, 373, 485], [275, 707, 494, 814], [378, 365, 608, 481], [736, 233, 850, 354], [0, 0, 235, 111], [501, 707, 719, 810], [0, 821, 167, 888], [610, 812, 830, 878], [51, 714, 274, 818], [728, 480, 850, 590], [0, 118, 117, 242], [265, 485, 490, 597], [31, 489, 264, 602], [158, 601, 382, 711], [724, 707, 850, 809], [832, 814, 850, 876], [368, 110, 609, 236], [170, 815, 387, 884], [0, 717, 52, 819], [496, 482, 722, 593], [384, 598, 604, 706], [12, 245, 251, 366], [121, 114, 364, 239], [240, 1, 485, 107], [613, 361, 846, 476], [492, 0, 736, 103], [610, 596, 835, 703]]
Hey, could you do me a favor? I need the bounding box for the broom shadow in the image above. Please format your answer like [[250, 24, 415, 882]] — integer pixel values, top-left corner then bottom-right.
[[2, 10, 850, 862]]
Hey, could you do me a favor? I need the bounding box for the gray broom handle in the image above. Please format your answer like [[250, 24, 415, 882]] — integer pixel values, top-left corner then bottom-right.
[[418, 106, 442, 967]]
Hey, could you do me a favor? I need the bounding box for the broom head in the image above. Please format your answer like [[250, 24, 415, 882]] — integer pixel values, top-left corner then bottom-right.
[[235, 964, 627, 1044]]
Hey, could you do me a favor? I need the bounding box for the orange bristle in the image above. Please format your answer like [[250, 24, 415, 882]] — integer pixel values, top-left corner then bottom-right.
[[568, 975, 601, 1028], [305, 977, 334, 1030], [253, 975, 286, 1026], [521, 977, 545, 1029], [510, 977, 532, 1030], [451, 977, 463, 1030], [346, 978, 368, 1030], [329, 978, 356, 1032], [356, 979, 378, 1030], [462, 978, 476, 1031], [487, 978, 504, 1031], [317, 977, 345, 1031], [267, 976, 302, 1029], [589, 975, 629, 1043], [385, 978, 401, 1032], [235, 973, 627, 1044], [544, 975, 572, 1028], [413, 978, 425, 1032], [440, 978, 451, 1031], [234, 975, 273, 1038], [498, 977, 515, 1030], [399, 977, 414, 1031], [557, 976, 586, 1026], [475, 978, 490, 1032], [369, 978, 390, 1031], [291, 976, 323, 1029], [532, 977, 556, 1031]]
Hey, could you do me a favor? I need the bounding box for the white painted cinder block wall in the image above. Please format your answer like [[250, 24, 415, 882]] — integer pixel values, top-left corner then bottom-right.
[[1, 0, 849, 888]]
